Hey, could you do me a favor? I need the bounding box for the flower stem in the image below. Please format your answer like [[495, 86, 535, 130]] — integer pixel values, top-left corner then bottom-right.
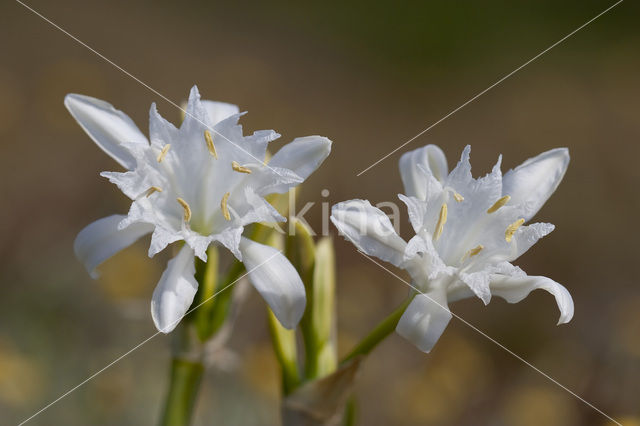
[[340, 296, 414, 364], [160, 357, 204, 426]]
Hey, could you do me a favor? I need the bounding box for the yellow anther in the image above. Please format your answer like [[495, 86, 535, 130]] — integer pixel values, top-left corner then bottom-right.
[[453, 192, 464, 202], [204, 130, 218, 159], [221, 192, 231, 221], [231, 161, 252, 174], [505, 218, 525, 242], [468, 245, 484, 257], [433, 203, 448, 241], [487, 195, 511, 213], [176, 197, 192, 222], [157, 144, 171, 163], [145, 186, 163, 197]]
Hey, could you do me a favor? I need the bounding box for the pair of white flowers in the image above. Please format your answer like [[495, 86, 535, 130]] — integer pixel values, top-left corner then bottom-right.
[[69, 87, 573, 353]]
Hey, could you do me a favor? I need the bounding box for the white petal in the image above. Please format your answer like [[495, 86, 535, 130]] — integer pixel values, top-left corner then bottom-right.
[[331, 200, 407, 267], [266, 136, 332, 194], [212, 226, 244, 260], [74, 215, 153, 278], [396, 290, 452, 353], [445, 145, 473, 189], [399, 144, 448, 199], [489, 274, 574, 324], [64, 94, 148, 170], [239, 237, 306, 329], [398, 194, 428, 234], [201, 100, 240, 125], [502, 148, 569, 220], [149, 226, 182, 258], [151, 245, 198, 333]]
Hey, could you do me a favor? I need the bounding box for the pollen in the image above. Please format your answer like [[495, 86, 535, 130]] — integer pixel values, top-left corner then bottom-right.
[[204, 130, 218, 159], [157, 144, 171, 163], [176, 197, 192, 222], [231, 161, 252, 174], [487, 195, 511, 213], [145, 186, 163, 197], [433, 203, 448, 241], [221, 192, 231, 221], [468, 245, 484, 257], [453, 192, 464, 202], [505, 218, 525, 242]]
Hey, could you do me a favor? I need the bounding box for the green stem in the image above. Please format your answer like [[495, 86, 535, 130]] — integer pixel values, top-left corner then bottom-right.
[[209, 261, 245, 334], [160, 358, 204, 426], [343, 395, 357, 426], [341, 296, 414, 364]]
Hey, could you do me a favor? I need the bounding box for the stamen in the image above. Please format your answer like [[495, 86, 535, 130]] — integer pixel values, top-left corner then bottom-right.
[[145, 186, 163, 197], [468, 245, 484, 257], [487, 195, 510, 213], [176, 197, 192, 222], [157, 144, 171, 163], [204, 130, 218, 159], [231, 161, 252, 174], [453, 192, 464, 202], [505, 218, 525, 242], [221, 192, 231, 221], [433, 203, 448, 241]]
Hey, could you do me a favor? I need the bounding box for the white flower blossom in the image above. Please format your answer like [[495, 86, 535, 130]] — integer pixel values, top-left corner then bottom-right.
[[68, 86, 331, 333], [331, 144, 573, 352]]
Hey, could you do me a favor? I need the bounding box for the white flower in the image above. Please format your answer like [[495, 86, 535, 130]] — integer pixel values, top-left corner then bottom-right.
[[68, 86, 331, 333], [331, 144, 573, 353]]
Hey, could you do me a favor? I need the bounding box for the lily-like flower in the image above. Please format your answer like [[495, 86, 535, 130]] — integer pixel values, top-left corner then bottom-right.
[[331, 144, 573, 353], [68, 86, 331, 333]]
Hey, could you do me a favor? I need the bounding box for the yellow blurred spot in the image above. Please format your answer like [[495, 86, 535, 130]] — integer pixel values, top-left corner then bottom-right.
[[0, 340, 44, 406], [502, 386, 578, 426], [98, 243, 159, 300], [241, 343, 280, 400]]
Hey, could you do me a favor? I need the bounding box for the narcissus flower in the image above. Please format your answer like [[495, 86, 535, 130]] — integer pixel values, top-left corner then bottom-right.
[[68, 86, 331, 333], [331, 145, 573, 352]]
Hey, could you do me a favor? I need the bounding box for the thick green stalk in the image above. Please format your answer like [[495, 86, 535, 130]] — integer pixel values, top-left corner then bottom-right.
[[267, 309, 301, 394], [341, 296, 414, 364], [160, 357, 204, 426], [193, 247, 219, 341]]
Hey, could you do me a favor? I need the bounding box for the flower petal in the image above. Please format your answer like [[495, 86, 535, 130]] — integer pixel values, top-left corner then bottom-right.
[[396, 290, 452, 353], [331, 199, 407, 267], [266, 136, 332, 194], [201, 100, 240, 125], [239, 237, 306, 329], [64, 94, 148, 170], [399, 144, 448, 199], [502, 148, 569, 220], [489, 274, 574, 324], [151, 244, 198, 333], [74, 215, 153, 278]]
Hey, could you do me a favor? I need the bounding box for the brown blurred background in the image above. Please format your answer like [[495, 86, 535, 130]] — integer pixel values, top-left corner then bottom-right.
[[1, 0, 639, 424]]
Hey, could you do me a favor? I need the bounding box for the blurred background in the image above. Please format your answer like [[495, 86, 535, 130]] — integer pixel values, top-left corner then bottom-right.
[[1, 0, 639, 424]]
